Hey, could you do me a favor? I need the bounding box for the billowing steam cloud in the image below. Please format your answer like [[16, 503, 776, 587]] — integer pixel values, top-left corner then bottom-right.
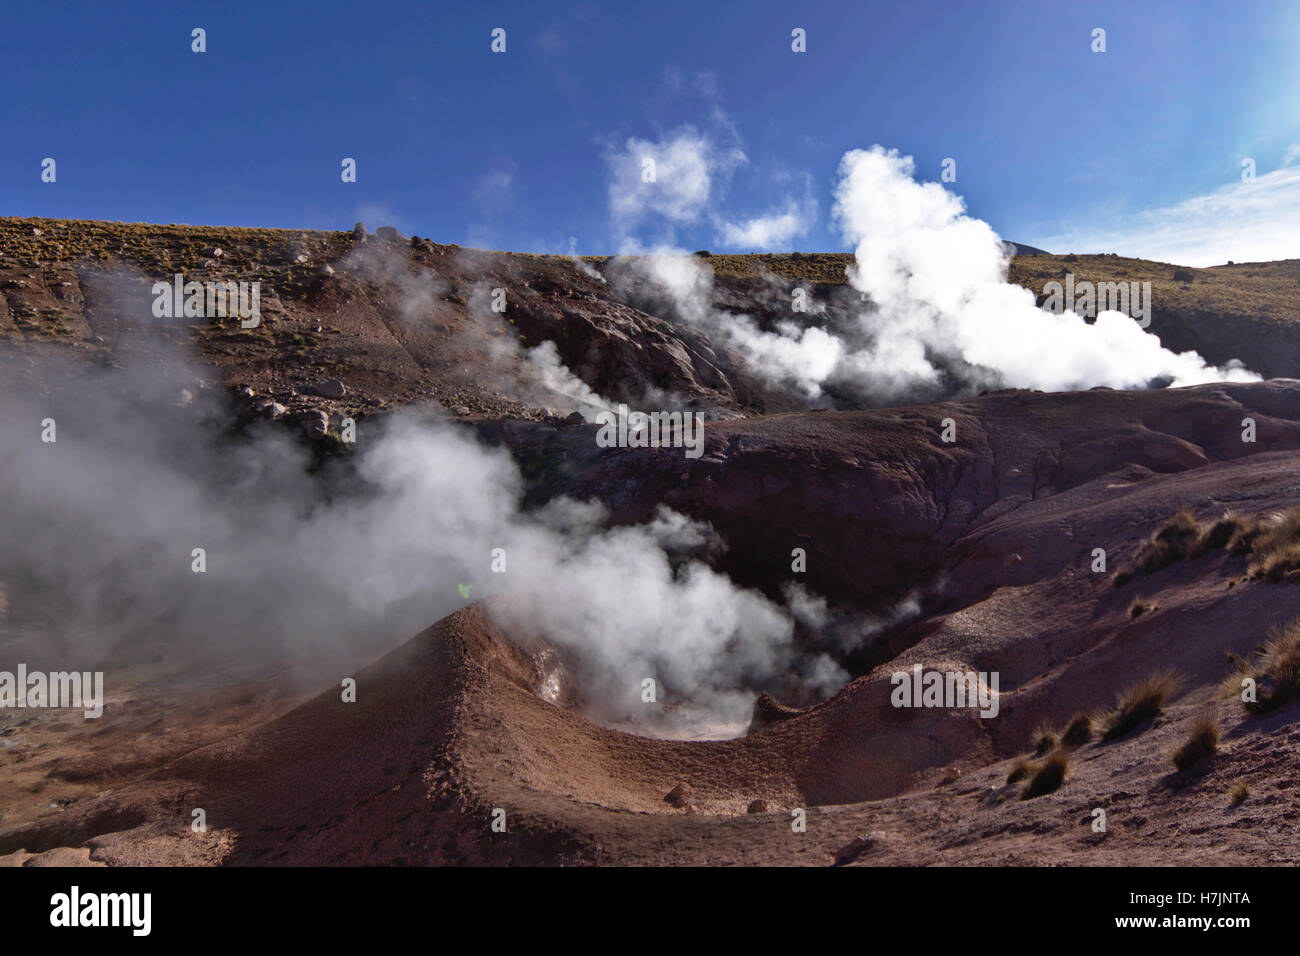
[[0, 348, 842, 738], [832, 147, 1258, 393], [607, 250, 846, 401], [610, 145, 1258, 405]]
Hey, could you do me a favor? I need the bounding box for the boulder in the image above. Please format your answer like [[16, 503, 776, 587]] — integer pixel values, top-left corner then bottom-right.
[[664, 783, 694, 808], [832, 834, 878, 866], [309, 379, 346, 399], [298, 410, 329, 438]]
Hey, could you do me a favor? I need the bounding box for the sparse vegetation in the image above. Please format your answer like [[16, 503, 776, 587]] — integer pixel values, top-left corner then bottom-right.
[[1114, 508, 1300, 587], [1007, 758, 1038, 784], [1172, 714, 1219, 769], [1129, 597, 1151, 618], [1230, 781, 1250, 805], [1102, 671, 1179, 741], [1021, 752, 1068, 799], [1114, 511, 1202, 585], [1031, 724, 1058, 756], [1060, 713, 1093, 749], [1246, 510, 1300, 581], [1232, 616, 1300, 715]]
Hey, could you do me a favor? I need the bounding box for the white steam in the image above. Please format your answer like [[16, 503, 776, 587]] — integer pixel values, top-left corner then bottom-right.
[[611, 145, 1258, 404], [0, 354, 843, 737], [832, 146, 1259, 392]]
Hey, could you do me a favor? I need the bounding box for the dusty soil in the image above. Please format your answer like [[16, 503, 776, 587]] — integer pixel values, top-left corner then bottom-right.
[[3, 217, 1300, 866]]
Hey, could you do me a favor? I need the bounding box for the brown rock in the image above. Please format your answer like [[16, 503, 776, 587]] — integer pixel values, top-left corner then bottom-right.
[[664, 783, 694, 808], [309, 379, 346, 399], [833, 834, 878, 866]]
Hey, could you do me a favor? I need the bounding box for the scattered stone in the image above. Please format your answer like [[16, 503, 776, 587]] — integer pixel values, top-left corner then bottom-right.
[[746, 799, 768, 814], [298, 409, 329, 438], [309, 379, 346, 399], [208, 247, 223, 258], [30, 228, 42, 237], [318, 264, 335, 277], [294, 253, 309, 264], [833, 833, 879, 866], [260, 402, 287, 420], [564, 411, 585, 425], [353, 222, 368, 240], [452, 405, 471, 416], [236, 386, 255, 399], [979, 784, 1017, 806], [177, 388, 195, 406], [376, 226, 405, 243], [664, 783, 694, 809]]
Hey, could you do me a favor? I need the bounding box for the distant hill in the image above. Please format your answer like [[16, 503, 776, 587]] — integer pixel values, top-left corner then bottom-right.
[[1004, 240, 1051, 256]]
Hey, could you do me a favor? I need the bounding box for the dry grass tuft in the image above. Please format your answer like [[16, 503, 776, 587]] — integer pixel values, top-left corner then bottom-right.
[[1134, 511, 1200, 575], [1172, 714, 1219, 770], [1102, 671, 1180, 741], [1031, 724, 1059, 756], [1060, 713, 1094, 749], [1236, 617, 1300, 715], [1246, 510, 1300, 581], [1007, 759, 1038, 784], [1021, 752, 1068, 799]]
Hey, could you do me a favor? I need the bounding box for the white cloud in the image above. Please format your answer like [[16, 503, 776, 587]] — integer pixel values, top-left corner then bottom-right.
[[1043, 161, 1300, 267], [605, 126, 747, 228], [473, 168, 514, 204], [714, 195, 817, 250]]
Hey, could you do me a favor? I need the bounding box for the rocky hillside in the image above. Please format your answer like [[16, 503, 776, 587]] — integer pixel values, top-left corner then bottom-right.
[[5, 216, 1300, 867], [4, 216, 1300, 429]]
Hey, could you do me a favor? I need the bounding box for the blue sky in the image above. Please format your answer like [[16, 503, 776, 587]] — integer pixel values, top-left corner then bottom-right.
[[3, 0, 1298, 264]]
